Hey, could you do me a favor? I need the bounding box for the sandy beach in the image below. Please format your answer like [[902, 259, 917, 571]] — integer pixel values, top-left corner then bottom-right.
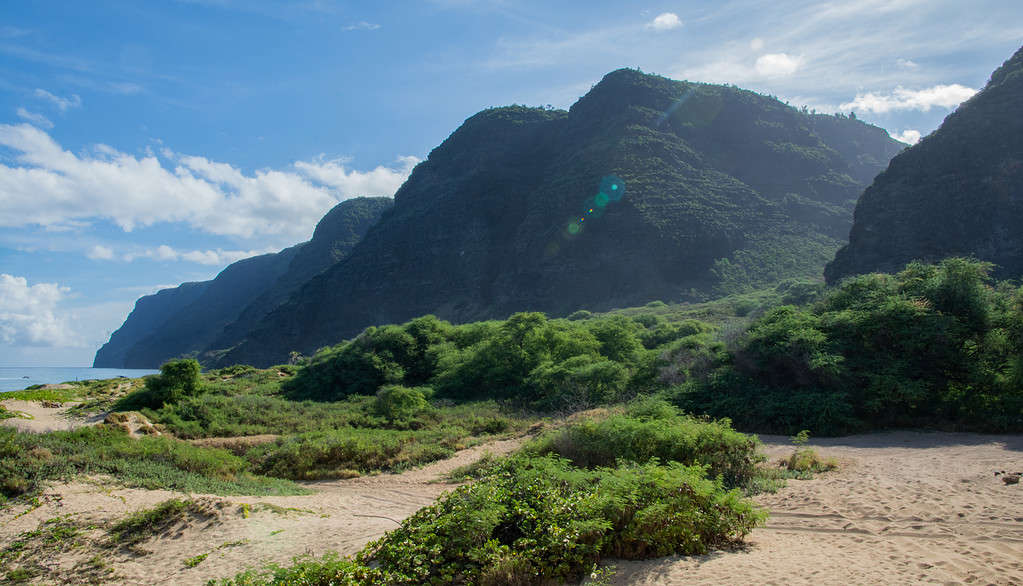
[[2, 402, 1021, 585]]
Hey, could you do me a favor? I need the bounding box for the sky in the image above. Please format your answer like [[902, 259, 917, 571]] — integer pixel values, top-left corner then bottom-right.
[[0, 0, 1021, 366]]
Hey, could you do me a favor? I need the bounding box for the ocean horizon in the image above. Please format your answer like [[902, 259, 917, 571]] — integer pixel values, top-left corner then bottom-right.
[[0, 367, 159, 393]]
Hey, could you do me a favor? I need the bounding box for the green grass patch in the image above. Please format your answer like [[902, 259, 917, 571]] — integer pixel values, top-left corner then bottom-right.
[[0, 426, 307, 507]]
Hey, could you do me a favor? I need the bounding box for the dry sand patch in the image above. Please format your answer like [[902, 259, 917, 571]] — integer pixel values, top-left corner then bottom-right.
[[611, 432, 1023, 585]]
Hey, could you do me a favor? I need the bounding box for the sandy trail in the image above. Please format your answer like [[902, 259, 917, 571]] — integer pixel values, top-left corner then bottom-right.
[[0, 436, 523, 585], [3, 423, 1021, 585], [611, 432, 1023, 585], [0, 400, 99, 433]]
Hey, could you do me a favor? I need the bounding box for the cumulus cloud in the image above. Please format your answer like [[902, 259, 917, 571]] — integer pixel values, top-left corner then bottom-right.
[[750, 38, 765, 51], [0, 274, 79, 347], [648, 13, 682, 31], [34, 89, 81, 111], [343, 21, 381, 31], [119, 244, 277, 265], [87, 245, 115, 260], [754, 53, 802, 77], [892, 129, 921, 144], [15, 107, 53, 129], [0, 124, 419, 245], [896, 58, 919, 69], [840, 84, 977, 114]]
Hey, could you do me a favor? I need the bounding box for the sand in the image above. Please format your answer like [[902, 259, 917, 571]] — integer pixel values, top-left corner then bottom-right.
[[0, 399, 100, 433], [611, 432, 1023, 585], [2, 405, 1020, 585]]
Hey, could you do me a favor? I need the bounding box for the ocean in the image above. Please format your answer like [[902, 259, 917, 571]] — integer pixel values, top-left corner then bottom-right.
[[0, 367, 160, 393]]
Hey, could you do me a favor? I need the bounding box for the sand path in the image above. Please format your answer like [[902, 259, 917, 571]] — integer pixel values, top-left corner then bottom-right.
[[611, 432, 1023, 585], [0, 436, 523, 585], [0, 399, 99, 433]]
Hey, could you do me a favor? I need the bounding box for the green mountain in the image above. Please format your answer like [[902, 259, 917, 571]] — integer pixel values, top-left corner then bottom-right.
[[826, 45, 1023, 283], [212, 69, 903, 368], [93, 197, 392, 368]]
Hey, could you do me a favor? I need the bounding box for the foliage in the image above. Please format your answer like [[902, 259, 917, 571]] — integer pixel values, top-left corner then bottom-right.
[[523, 399, 762, 487], [674, 258, 1023, 434], [243, 427, 468, 480], [108, 498, 212, 546], [361, 455, 764, 584], [374, 385, 430, 423], [116, 359, 204, 411], [0, 426, 304, 506]]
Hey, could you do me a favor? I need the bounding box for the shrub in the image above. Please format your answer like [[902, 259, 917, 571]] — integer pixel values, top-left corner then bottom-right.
[[115, 359, 204, 410], [362, 455, 764, 584], [523, 400, 762, 488], [374, 386, 429, 423]]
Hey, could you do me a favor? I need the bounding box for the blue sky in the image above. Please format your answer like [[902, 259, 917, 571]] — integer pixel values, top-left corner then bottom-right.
[[1, 0, 1021, 366]]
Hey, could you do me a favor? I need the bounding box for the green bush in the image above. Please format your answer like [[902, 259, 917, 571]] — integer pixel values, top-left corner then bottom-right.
[[524, 400, 762, 487], [689, 258, 1023, 433], [115, 358, 204, 410], [362, 455, 764, 584], [374, 386, 429, 423]]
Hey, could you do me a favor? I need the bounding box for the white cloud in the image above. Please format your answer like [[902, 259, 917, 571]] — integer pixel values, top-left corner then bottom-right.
[[87, 245, 115, 260], [0, 274, 79, 347], [121, 245, 277, 265], [754, 53, 802, 77], [648, 13, 682, 31], [750, 37, 764, 51], [840, 84, 977, 113], [343, 21, 381, 31], [15, 107, 53, 129], [34, 89, 82, 111], [0, 124, 418, 246], [896, 58, 919, 69], [892, 129, 921, 144]]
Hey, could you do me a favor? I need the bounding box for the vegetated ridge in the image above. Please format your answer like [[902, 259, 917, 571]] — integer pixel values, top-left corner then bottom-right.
[[214, 68, 903, 368], [93, 197, 393, 368], [826, 44, 1023, 283]]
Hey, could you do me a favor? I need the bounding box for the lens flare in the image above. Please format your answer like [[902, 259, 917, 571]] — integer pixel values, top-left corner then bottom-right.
[[600, 175, 626, 202], [567, 222, 582, 235]]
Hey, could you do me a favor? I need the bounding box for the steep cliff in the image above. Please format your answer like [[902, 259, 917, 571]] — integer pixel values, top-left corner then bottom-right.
[[94, 197, 392, 368], [215, 69, 903, 367], [826, 46, 1023, 283]]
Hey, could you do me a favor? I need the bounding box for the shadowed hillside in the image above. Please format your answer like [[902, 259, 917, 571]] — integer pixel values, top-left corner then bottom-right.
[[826, 45, 1023, 283], [213, 69, 902, 367]]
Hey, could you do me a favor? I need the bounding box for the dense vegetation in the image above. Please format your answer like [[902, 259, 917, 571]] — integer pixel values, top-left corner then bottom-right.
[[270, 258, 1020, 436], [672, 258, 1023, 434]]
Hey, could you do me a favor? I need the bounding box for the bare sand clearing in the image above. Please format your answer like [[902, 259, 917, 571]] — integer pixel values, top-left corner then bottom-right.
[[2, 405, 1021, 585], [0, 399, 100, 433], [612, 432, 1023, 585], [0, 436, 524, 585]]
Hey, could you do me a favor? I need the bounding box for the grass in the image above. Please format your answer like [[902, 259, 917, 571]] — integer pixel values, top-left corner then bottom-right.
[[107, 498, 218, 547], [0, 516, 89, 583], [0, 426, 308, 508]]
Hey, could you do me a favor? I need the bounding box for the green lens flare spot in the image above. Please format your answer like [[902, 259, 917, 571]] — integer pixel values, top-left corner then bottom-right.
[[567, 223, 581, 235], [595, 192, 609, 207]]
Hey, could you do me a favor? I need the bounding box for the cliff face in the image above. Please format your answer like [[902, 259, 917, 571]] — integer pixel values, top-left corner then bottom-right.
[[826, 46, 1023, 283], [93, 197, 392, 368], [92, 281, 209, 368], [214, 69, 903, 367]]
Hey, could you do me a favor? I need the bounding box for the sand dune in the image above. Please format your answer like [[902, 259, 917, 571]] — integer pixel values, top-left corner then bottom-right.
[[611, 432, 1023, 585], [2, 413, 1020, 585]]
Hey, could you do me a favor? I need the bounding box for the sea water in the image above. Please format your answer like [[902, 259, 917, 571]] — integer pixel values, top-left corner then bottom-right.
[[0, 367, 159, 393]]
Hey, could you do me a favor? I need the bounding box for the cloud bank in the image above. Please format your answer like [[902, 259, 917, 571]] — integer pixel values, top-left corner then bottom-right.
[[0, 124, 418, 245], [0, 274, 78, 347], [840, 84, 978, 113]]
